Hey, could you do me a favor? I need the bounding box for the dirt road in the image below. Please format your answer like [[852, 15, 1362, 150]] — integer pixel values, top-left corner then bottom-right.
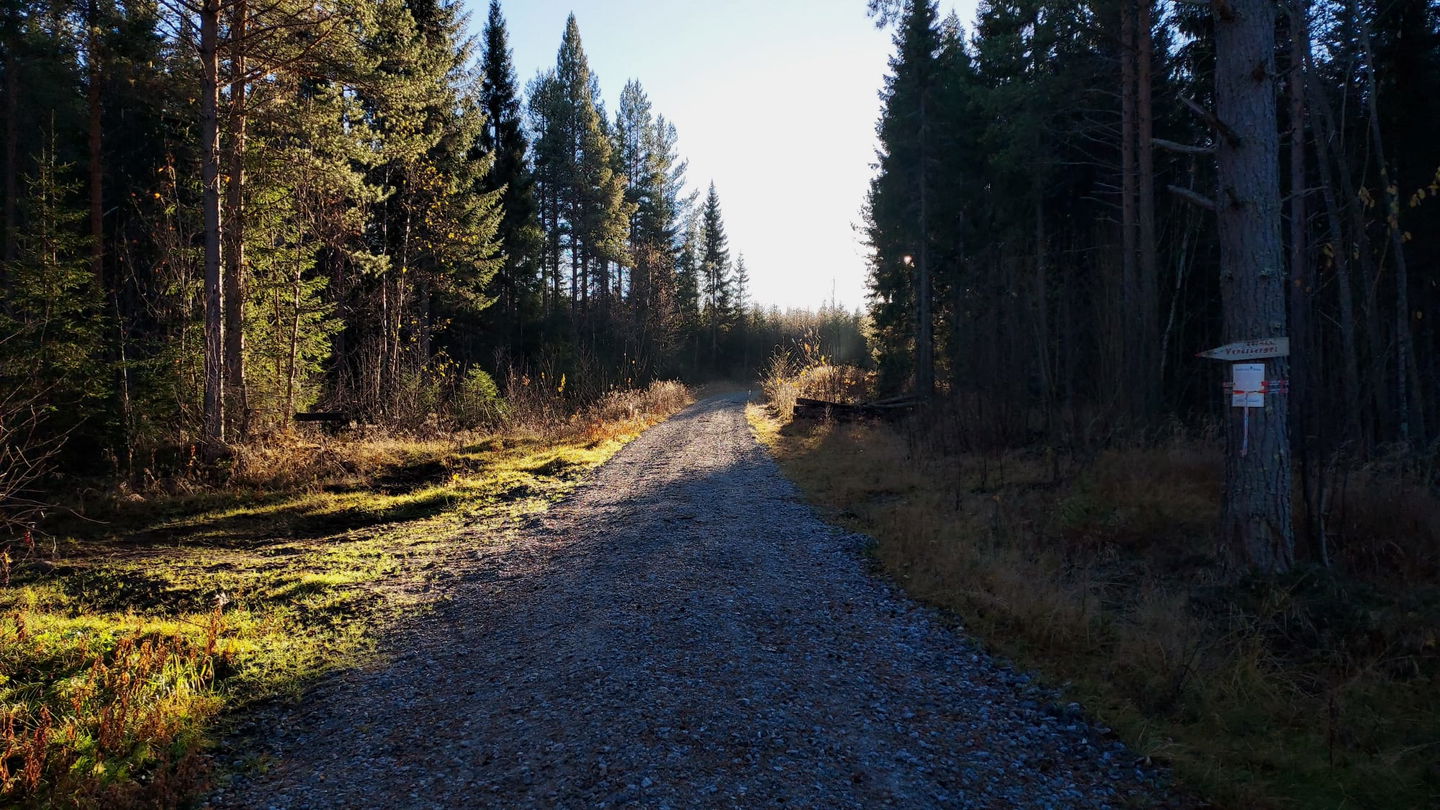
[[216, 394, 1179, 809]]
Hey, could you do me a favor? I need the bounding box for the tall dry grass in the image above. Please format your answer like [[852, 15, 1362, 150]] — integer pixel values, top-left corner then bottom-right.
[[760, 348, 871, 418], [187, 377, 691, 494], [749, 403, 1440, 808]]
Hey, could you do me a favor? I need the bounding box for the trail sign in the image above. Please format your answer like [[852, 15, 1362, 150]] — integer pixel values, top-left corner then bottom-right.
[[1197, 337, 1289, 361], [1231, 364, 1265, 407]]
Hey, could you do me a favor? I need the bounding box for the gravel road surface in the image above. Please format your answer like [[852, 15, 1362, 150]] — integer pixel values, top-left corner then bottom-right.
[[214, 393, 1183, 809]]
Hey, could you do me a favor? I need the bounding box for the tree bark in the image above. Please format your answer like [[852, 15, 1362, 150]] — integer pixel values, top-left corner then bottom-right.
[[4, 45, 19, 264], [915, 85, 934, 397], [87, 0, 104, 290], [1287, 0, 1327, 566], [1358, 10, 1424, 445], [1213, 0, 1294, 573], [1136, 0, 1158, 416], [201, 0, 226, 447], [1119, 0, 1139, 418], [224, 0, 248, 439], [1305, 47, 1362, 444]]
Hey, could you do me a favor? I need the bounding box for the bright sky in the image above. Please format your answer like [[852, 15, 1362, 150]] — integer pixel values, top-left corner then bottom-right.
[[469, 0, 976, 312]]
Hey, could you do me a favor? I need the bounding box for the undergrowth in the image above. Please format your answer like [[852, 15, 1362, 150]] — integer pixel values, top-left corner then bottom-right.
[[748, 401, 1440, 809], [0, 381, 690, 807]]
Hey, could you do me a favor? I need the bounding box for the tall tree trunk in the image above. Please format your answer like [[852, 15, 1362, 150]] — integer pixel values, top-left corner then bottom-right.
[[1305, 48, 1362, 445], [287, 266, 301, 421], [415, 278, 431, 369], [915, 88, 934, 397], [1310, 55, 1388, 437], [4, 45, 19, 263], [1136, 0, 1158, 416], [1358, 11, 1423, 445], [1288, 0, 1327, 566], [1213, 0, 1294, 573], [200, 0, 225, 447], [1119, 0, 1138, 418], [224, 0, 248, 439], [86, 0, 104, 289]]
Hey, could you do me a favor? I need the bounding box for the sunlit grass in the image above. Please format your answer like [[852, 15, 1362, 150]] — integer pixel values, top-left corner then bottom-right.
[[1, 383, 692, 806]]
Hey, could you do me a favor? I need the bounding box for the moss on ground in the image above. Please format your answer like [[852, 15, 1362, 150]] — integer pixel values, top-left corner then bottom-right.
[[0, 404, 686, 807]]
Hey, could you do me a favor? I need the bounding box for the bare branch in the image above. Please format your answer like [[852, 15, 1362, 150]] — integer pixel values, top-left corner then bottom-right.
[[1168, 184, 1217, 211], [1154, 137, 1216, 155], [1181, 96, 1242, 147]]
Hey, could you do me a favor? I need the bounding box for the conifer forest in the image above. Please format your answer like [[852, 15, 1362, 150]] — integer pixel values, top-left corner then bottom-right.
[[865, 0, 1440, 573], [1, 0, 1439, 805], [0, 0, 863, 484]]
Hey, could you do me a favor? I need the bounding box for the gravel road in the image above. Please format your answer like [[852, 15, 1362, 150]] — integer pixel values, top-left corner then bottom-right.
[[214, 393, 1184, 809]]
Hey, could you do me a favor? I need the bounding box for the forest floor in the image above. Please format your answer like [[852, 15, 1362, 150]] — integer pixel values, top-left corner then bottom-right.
[[209, 393, 1184, 809], [0, 383, 690, 806], [747, 403, 1440, 809]]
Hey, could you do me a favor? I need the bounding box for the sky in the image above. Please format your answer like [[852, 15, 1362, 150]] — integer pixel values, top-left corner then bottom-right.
[[468, 0, 975, 312]]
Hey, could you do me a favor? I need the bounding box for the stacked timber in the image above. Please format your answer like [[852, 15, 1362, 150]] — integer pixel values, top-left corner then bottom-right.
[[791, 396, 919, 421]]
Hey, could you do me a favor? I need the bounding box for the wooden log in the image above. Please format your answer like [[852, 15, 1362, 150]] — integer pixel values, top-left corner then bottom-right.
[[791, 397, 917, 421], [294, 411, 352, 435]]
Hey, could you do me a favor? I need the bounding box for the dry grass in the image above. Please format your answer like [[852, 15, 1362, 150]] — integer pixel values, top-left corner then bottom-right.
[[760, 350, 871, 419], [1328, 466, 1440, 585], [1, 382, 692, 807], [748, 401, 1440, 809]]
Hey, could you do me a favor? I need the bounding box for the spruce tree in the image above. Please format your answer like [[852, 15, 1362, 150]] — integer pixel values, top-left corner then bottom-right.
[[0, 140, 105, 427], [479, 0, 542, 359], [674, 214, 702, 372], [357, 0, 502, 416], [698, 182, 730, 369], [865, 0, 940, 393]]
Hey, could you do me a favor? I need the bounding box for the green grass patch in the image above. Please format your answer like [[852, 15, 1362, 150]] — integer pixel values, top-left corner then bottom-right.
[[0, 394, 688, 807]]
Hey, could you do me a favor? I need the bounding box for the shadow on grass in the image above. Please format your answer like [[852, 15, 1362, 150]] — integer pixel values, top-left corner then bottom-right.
[[124, 491, 457, 550], [54, 566, 215, 614]]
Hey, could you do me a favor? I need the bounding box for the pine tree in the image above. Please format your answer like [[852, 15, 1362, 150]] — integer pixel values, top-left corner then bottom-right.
[[532, 14, 632, 336], [615, 79, 691, 374], [1213, 0, 1293, 571], [478, 0, 542, 360], [527, 70, 565, 315]]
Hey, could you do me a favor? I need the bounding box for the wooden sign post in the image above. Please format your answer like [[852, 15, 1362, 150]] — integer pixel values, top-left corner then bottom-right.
[[1196, 337, 1290, 362]]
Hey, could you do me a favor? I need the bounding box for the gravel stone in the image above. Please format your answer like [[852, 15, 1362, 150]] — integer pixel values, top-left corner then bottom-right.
[[211, 394, 1190, 809]]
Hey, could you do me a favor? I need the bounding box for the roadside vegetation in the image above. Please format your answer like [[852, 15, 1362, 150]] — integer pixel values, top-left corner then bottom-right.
[[0, 381, 689, 807], [750, 358, 1438, 809]]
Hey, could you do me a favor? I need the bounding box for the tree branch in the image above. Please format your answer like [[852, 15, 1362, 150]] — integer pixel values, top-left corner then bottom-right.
[[1154, 137, 1215, 155], [1181, 96, 1242, 147], [1168, 185, 1216, 211]]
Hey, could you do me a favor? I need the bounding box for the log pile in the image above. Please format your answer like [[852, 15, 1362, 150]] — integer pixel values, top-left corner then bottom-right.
[[791, 396, 919, 421]]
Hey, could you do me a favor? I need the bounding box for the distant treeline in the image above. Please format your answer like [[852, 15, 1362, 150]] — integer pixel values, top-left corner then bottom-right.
[[0, 0, 864, 475]]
